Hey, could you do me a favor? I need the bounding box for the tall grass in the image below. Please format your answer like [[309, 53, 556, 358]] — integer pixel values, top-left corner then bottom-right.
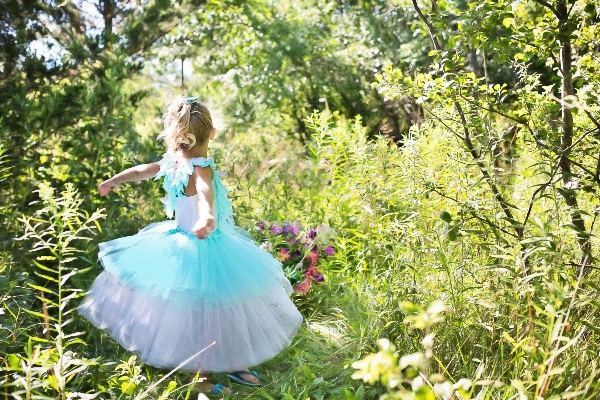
[[217, 109, 600, 398], [2, 108, 600, 399]]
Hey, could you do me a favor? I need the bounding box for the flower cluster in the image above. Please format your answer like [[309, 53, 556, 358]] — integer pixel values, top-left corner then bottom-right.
[[254, 221, 336, 294]]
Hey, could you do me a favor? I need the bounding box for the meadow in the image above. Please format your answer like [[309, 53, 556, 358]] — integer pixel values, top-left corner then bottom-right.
[[2, 0, 600, 399]]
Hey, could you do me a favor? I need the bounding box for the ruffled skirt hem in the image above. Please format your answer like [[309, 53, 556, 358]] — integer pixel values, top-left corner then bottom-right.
[[79, 272, 302, 372]]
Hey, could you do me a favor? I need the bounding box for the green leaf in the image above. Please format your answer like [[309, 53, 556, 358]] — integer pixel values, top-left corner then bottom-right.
[[355, 384, 365, 400], [502, 17, 514, 28], [448, 226, 459, 241], [33, 260, 57, 273], [440, 211, 452, 223], [27, 283, 58, 296], [24, 309, 58, 322], [122, 381, 136, 395], [511, 379, 529, 395], [7, 354, 21, 369], [166, 381, 177, 391], [34, 271, 59, 283]]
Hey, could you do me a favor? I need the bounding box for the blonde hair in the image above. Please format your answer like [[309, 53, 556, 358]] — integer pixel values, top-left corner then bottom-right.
[[158, 97, 213, 152]]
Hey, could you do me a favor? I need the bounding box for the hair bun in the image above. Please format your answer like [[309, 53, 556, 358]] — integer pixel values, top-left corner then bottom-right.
[[158, 97, 213, 152]]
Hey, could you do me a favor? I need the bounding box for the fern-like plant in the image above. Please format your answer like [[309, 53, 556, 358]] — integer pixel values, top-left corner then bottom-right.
[[2, 183, 104, 399]]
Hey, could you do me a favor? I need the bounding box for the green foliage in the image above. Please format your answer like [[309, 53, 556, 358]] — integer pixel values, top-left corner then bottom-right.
[[154, 0, 427, 139], [3, 184, 103, 398], [304, 110, 600, 398], [2, 0, 600, 399]]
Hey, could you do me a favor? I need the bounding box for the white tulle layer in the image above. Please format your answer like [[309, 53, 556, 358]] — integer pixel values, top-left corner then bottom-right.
[[78, 272, 303, 372]]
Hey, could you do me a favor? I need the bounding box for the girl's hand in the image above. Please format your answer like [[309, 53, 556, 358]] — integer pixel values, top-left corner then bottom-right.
[[192, 216, 216, 239], [99, 179, 119, 196]]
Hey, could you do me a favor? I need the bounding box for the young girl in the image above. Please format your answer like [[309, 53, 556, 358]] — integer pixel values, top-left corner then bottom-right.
[[78, 97, 303, 395]]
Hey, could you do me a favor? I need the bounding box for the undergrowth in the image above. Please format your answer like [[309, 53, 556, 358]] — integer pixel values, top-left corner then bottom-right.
[[2, 110, 600, 399]]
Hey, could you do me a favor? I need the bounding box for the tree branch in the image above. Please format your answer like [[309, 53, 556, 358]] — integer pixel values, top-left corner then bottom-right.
[[532, 0, 561, 19], [584, 110, 600, 133], [567, 156, 599, 186], [457, 93, 528, 125], [411, 0, 523, 239], [411, 0, 442, 51], [523, 159, 562, 229]]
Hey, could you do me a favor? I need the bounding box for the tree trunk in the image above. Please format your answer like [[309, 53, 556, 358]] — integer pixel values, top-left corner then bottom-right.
[[101, 0, 115, 46], [556, 0, 590, 265]]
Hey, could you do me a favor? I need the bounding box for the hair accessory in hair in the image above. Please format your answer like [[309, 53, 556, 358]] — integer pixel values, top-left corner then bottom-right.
[[183, 96, 198, 105]]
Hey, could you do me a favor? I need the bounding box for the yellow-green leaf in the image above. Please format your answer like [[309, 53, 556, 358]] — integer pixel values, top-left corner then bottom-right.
[[502, 17, 514, 28]]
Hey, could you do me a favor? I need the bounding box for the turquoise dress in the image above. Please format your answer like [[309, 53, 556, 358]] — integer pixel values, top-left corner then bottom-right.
[[78, 153, 303, 372]]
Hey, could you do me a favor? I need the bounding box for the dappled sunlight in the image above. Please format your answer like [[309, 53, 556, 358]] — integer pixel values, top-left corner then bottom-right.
[[2, 0, 600, 399]]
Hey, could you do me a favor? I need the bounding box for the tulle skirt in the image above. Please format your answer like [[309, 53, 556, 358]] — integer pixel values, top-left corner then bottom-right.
[[78, 221, 303, 372]]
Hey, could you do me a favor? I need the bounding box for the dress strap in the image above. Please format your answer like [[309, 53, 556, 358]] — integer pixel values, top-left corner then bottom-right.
[[211, 169, 235, 227]]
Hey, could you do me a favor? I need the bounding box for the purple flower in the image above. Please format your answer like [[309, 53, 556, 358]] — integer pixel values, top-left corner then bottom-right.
[[271, 225, 282, 235], [308, 228, 318, 240], [315, 273, 324, 283], [282, 222, 299, 236], [255, 221, 266, 231], [324, 246, 335, 256], [291, 251, 302, 259]]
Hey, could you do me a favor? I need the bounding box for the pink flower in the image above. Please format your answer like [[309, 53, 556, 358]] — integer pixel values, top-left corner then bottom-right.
[[306, 265, 317, 278], [278, 248, 291, 262], [294, 277, 313, 294], [306, 252, 318, 266]]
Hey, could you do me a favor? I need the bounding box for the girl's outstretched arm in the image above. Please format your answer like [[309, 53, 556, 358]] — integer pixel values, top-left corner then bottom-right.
[[98, 162, 161, 196], [190, 165, 216, 239]]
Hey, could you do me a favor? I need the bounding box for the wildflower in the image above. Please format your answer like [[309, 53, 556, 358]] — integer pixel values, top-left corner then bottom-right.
[[294, 277, 313, 294], [306, 265, 317, 277], [255, 221, 266, 231], [278, 248, 291, 262], [270, 225, 282, 235], [324, 246, 335, 256], [282, 222, 299, 235], [306, 252, 318, 265], [315, 273, 324, 283], [259, 241, 273, 251], [307, 228, 318, 240]]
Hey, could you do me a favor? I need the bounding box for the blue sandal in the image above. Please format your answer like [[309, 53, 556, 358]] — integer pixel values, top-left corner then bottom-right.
[[209, 383, 235, 396], [211, 383, 227, 395], [225, 370, 264, 387]]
